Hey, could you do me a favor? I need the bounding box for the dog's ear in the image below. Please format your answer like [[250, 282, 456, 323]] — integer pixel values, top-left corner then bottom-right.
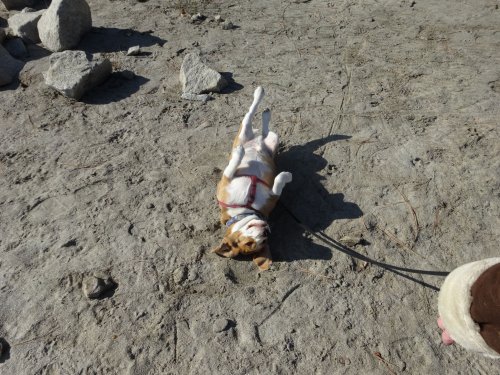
[[211, 239, 240, 258], [211, 242, 230, 255]]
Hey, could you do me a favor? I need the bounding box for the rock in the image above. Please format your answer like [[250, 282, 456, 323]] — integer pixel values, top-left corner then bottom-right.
[[44, 50, 112, 100], [221, 20, 235, 30], [0, 44, 23, 86], [8, 8, 44, 43], [213, 15, 223, 23], [82, 275, 116, 299], [126, 45, 141, 56], [213, 318, 230, 333], [0, 0, 36, 10], [4, 37, 28, 58], [38, 0, 92, 52], [172, 266, 187, 284], [181, 92, 212, 102], [190, 13, 205, 23], [179, 53, 227, 94]]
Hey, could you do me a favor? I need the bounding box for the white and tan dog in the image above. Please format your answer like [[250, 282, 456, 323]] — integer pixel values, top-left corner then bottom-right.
[[213, 87, 292, 270]]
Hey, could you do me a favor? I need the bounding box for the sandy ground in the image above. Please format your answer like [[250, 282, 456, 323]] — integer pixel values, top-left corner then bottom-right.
[[1, 0, 500, 374]]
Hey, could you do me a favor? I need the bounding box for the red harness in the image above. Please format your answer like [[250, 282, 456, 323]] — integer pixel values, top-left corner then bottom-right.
[[218, 174, 270, 209]]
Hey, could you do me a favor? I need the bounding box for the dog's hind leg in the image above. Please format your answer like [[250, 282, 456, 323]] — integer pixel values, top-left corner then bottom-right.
[[272, 172, 292, 196], [262, 108, 270, 138], [237, 87, 265, 145], [223, 145, 245, 179]]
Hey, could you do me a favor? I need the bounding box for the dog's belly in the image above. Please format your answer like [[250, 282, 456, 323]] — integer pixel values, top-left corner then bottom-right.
[[236, 139, 274, 178], [225, 176, 272, 211]]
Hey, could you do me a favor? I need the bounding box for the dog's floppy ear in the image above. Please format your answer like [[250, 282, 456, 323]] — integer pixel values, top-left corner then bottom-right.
[[211, 239, 240, 258], [211, 242, 230, 255]]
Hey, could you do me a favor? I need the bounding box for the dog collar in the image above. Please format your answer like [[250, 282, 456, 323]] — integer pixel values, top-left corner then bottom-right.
[[226, 213, 259, 228]]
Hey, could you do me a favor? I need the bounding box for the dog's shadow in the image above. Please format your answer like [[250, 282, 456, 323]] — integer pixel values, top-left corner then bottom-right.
[[269, 134, 363, 262]]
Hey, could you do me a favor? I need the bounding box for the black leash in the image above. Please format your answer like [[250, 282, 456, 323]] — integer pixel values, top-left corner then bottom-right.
[[278, 202, 450, 292]]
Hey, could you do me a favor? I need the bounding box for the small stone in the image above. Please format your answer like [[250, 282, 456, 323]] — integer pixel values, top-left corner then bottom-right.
[[173, 222, 186, 232], [187, 268, 198, 281], [179, 52, 227, 94], [146, 203, 155, 209], [173, 266, 187, 284], [38, 0, 92, 52], [126, 45, 141, 56], [8, 8, 44, 43], [181, 92, 212, 102], [4, 37, 28, 58], [0, 0, 36, 10], [339, 235, 362, 247], [0, 44, 24, 86], [82, 275, 116, 299], [213, 318, 230, 333], [214, 15, 223, 23], [44, 50, 112, 100], [221, 20, 235, 30], [190, 13, 205, 22]]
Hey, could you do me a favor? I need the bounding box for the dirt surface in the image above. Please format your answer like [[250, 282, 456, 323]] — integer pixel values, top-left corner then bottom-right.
[[1, 0, 500, 374]]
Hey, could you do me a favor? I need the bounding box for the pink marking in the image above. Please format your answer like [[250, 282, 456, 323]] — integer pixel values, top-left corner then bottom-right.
[[437, 317, 455, 345]]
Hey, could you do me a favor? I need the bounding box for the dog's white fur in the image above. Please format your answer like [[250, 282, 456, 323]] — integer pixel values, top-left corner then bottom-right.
[[438, 257, 500, 358], [216, 87, 292, 263]]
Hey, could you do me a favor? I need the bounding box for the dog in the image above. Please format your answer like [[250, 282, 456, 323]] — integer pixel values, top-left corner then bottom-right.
[[212, 87, 292, 270]]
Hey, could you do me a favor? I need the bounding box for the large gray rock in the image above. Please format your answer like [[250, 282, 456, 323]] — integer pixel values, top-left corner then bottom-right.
[[44, 50, 111, 99], [8, 8, 44, 43], [0, 0, 36, 10], [179, 53, 227, 94], [37, 0, 92, 52], [0, 44, 23, 86]]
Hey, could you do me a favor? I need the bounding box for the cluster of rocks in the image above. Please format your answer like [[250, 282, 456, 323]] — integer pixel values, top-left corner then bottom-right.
[[2, 0, 233, 101], [0, 0, 106, 97], [190, 12, 235, 30]]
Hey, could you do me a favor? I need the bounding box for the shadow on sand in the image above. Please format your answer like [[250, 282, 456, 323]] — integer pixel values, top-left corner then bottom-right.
[[82, 72, 149, 104], [79, 27, 166, 53], [269, 134, 363, 262]]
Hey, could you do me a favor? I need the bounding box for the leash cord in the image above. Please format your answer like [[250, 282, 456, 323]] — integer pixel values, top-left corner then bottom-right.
[[278, 202, 450, 292]]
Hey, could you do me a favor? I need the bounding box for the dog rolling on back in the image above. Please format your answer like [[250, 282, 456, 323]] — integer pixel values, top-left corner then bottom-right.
[[213, 87, 292, 270]]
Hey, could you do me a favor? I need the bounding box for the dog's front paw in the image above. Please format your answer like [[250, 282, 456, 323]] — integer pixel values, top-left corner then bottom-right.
[[280, 172, 293, 183]]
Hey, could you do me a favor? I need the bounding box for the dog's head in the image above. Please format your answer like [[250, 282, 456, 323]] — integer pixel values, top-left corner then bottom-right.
[[212, 216, 270, 258]]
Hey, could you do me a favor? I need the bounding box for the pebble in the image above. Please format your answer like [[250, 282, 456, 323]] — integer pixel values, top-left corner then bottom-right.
[[221, 20, 235, 30], [126, 45, 141, 56], [214, 15, 223, 23], [181, 92, 212, 102], [190, 13, 205, 22], [82, 275, 116, 299], [213, 318, 230, 333], [173, 266, 187, 284]]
